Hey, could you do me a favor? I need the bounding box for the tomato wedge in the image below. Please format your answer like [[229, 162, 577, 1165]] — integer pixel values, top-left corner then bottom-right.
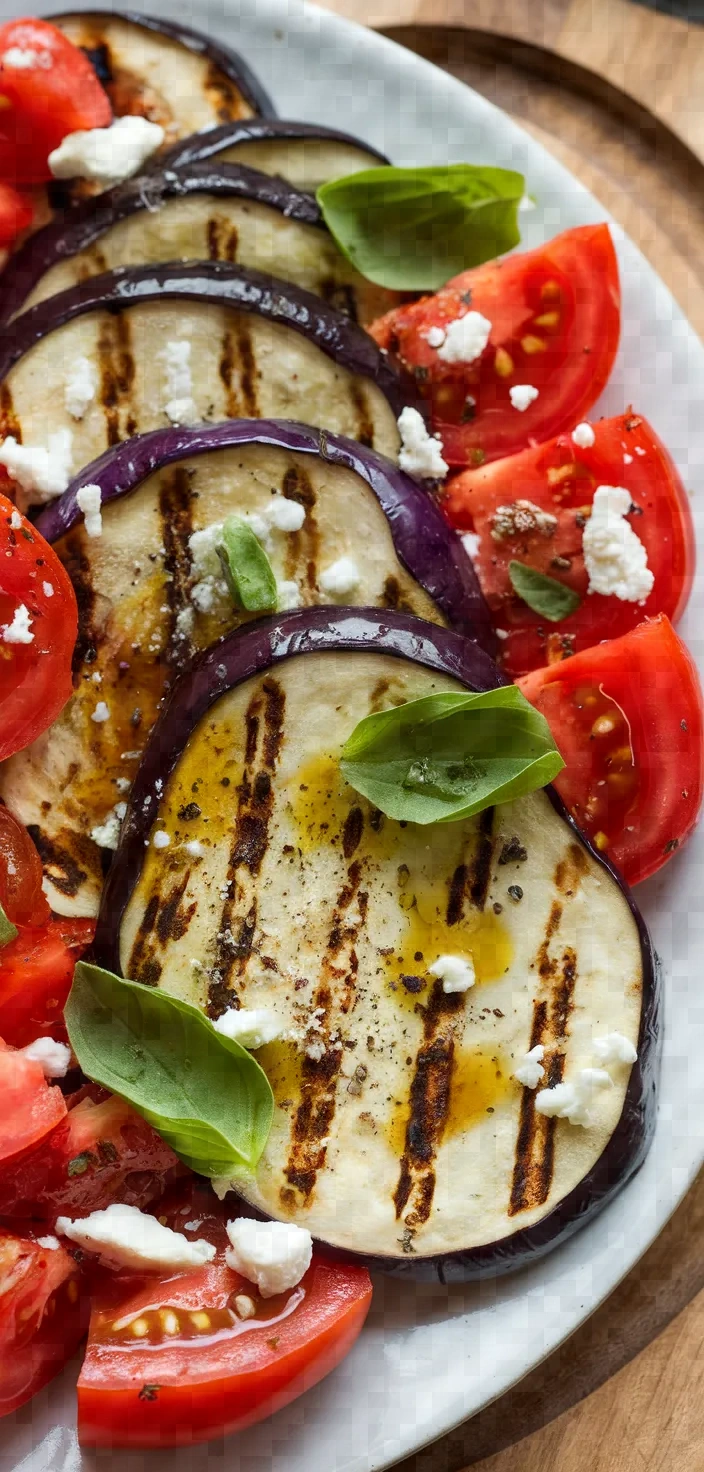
[[0, 1227, 88, 1417], [443, 410, 695, 676], [0, 916, 94, 1048], [0, 804, 49, 927], [0, 494, 78, 760], [0, 181, 32, 247], [0, 1038, 67, 1166], [519, 616, 704, 885], [369, 225, 620, 467], [0, 18, 112, 184]]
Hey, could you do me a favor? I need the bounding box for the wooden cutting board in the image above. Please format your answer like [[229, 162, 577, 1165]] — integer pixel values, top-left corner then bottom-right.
[[316, 3, 704, 1468]]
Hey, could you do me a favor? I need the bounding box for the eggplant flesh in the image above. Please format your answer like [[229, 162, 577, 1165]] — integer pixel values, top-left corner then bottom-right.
[[161, 123, 388, 194], [102, 620, 652, 1273]]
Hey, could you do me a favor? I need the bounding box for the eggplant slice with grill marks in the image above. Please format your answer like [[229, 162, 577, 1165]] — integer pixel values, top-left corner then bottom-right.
[[1, 163, 399, 326], [158, 119, 389, 193], [0, 263, 411, 489], [0, 420, 490, 918], [93, 607, 659, 1280]]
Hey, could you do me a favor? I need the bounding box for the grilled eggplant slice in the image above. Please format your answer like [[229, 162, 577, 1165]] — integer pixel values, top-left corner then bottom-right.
[[159, 119, 388, 193], [93, 607, 659, 1280], [1, 421, 489, 917], [0, 263, 410, 488], [1, 163, 398, 326]]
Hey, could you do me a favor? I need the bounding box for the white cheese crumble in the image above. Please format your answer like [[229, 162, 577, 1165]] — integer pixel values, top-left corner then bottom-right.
[[535, 1067, 613, 1127], [159, 340, 198, 426], [49, 116, 165, 187], [397, 406, 448, 480], [9, 509, 22, 529], [428, 954, 476, 993], [90, 802, 126, 850], [461, 532, 481, 561], [184, 839, 204, 858], [277, 579, 302, 611], [2, 603, 33, 645], [55, 1203, 216, 1272], [76, 483, 103, 538], [152, 830, 170, 850], [422, 325, 446, 349], [436, 310, 492, 365], [22, 1037, 72, 1078], [91, 701, 110, 723], [572, 422, 595, 449], [582, 486, 654, 602], [593, 1032, 638, 1066], [509, 384, 539, 412], [36, 1235, 60, 1250], [319, 556, 360, 597], [225, 1218, 313, 1297], [266, 496, 305, 533], [65, 357, 96, 421], [42, 581, 54, 598], [0, 430, 73, 505], [213, 1007, 282, 1050], [623, 453, 633, 465], [513, 1044, 545, 1089], [2, 47, 52, 69]]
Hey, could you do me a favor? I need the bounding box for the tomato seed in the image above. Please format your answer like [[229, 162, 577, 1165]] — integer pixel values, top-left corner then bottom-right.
[[190, 1311, 211, 1331], [130, 1317, 150, 1337], [591, 714, 618, 737], [520, 335, 546, 355], [494, 347, 514, 377]]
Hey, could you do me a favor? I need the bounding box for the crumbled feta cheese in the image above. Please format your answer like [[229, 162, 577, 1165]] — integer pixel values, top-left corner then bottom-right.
[[225, 1218, 312, 1297], [461, 532, 481, 561], [2, 47, 52, 69], [159, 339, 198, 426], [55, 1203, 216, 1271], [513, 1044, 545, 1089], [593, 1032, 638, 1066], [509, 384, 539, 412], [623, 453, 633, 465], [9, 509, 22, 529], [91, 701, 110, 723], [42, 581, 54, 598], [76, 483, 103, 538], [305, 1038, 326, 1062], [572, 422, 595, 449], [213, 1007, 282, 1050], [397, 406, 448, 480], [36, 1235, 60, 1250], [582, 486, 654, 602], [266, 496, 305, 533], [2, 603, 33, 644], [0, 430, 73, 504], [190, 577, 227, 614], [152, 831, 170, 850], [22, 1037, 71, 1078], [428, 954, 476, 993], [65, 357, 96, 421], [184, 839, 204, 858], [437, 310, 492, 365], [490, 500, 557, 542], [91, 803, 125, 850], [535, 1067, 613, 1126], [277, 579, 302, 611], [49, 116, 165, 187], [422, 325, 446, 349], [319, 556, 360, 597]]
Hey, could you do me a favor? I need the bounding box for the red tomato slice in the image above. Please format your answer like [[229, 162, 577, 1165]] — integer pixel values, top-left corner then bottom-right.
[[0, 805, 49, 927], [369, 224, 620, 467], [519, 616, 704, 885], [0, 181, 32, 247], [0, 18, 112, 184], [0, 494, 78, 761], [443, 410, 694, 676], [0, 1038, 67, 1166], [0, 1226, 88, 1417], [0, 915, 94, 1047]]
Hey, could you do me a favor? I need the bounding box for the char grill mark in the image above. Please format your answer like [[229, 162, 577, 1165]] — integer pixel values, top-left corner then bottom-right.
[[236, 325, 259, 417], [218, 329, 241, 418], [128, 875, 196, 985], [60, 530, 98, 673], [26, 824, 88, 900], [158, 466, 196, 664], [445, 807, 495, 925], [97, 311, 137, 445], [392, 982, 463, 1229], [204, 60, 251, 123], [207, 217, 240, 263], [280, 465, 319, 590], [0, 383, 20, 441], [350, 380, 375, 448]]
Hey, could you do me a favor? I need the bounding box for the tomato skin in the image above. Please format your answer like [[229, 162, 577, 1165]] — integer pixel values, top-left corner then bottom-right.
[[0, 18, 112, 184], [0, 1038, 67, 1166], [519, 616, 704, 884], [0, 495, 78, 760], [0, 805, 49, 927], [370, 225, 620, 466], [0, 1226, 88, 1417], [0, 181, 32, 246], [443, 411, 695, 676], [0, 916, 93, 1047]]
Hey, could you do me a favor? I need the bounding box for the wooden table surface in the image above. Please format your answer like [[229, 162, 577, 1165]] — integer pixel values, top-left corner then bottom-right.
[[315, 3, 704, 1468]]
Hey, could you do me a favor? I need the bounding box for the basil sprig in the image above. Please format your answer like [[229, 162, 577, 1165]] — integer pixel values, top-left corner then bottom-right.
[[65, 962, 274, 1176], [340, 687, 564, 824], [217, 516, 277, 613], [0, 901, 18, 947], [317, 165, 524, 291], [508, 560, 582, 622]]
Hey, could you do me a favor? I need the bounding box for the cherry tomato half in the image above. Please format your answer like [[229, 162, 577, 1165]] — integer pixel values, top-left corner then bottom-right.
[[0, 1227, 88, 1418], [0, 18, 112, 184]]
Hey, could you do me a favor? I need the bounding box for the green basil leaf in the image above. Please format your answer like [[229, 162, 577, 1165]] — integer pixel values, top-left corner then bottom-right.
[[216, 516, 277, 612], [65, 962, 274, 1176], [508, 560, 582, 622], [0, 901, 17, 947], [340, 687, 564, 825], [317, 165, 524, 290]]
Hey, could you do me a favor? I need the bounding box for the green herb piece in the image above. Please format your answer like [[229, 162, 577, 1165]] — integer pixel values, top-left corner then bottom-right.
[[508, 561, 582, 622], [65, 962, 274, 1177], [0, 901, 18, 947], [316, 165, 524, 291], [340, 687, 564, 825], [216, 517, 277, 613], [67, 1150, 96, 1177]]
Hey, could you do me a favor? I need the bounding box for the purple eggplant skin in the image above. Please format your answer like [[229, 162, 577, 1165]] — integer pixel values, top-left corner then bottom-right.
[[157, 118, 389, 173], [47, 9, 276, 118], [0, 261, 416, 423], [0, 163, 324, 324], [36, 417, 495, 651], [92, 605, 660, 1284]]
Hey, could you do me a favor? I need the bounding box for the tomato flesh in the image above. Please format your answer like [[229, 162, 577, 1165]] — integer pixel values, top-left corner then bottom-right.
[[0, 805, 49, 928], [0, 1039, 67, 1166], [0, 1227, 88, 1417], [369, 224, 620, 466], [0, 915, 94, 1048], [443, 410, 695, 676], [0, 181, 32, 246], [519, 615, 704, 884], [0, 18, 112, 184]]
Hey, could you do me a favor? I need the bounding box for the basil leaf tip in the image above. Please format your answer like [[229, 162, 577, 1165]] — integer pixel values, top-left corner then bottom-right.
[[65, 961, 274, 1177], [317, 164, 525, 291], [508, 560, 582, 622], [0, 900, 18, 948], [217, 515, 278, 613], [340, 686, 564, 825]]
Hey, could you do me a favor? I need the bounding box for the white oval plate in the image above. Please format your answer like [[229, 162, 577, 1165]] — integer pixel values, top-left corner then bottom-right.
[[3, 3, 704, 1469]]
